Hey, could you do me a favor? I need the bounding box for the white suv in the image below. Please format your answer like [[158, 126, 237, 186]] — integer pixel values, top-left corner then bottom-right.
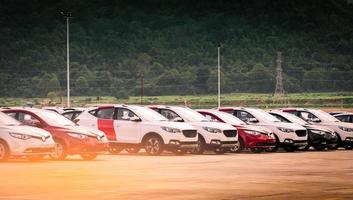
[[282, 108, 353, 150], [219, 107, 308, 152], [0, 112, 55, 161], [149, 105, 238, 154], [76, 105, 198, 155]]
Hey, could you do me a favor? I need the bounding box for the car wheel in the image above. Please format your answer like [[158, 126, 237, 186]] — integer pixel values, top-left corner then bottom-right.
[[302, 143, 311, 151], [190, 139, 205, 154], [125, 147, 140, 154], [50, 140, 67, 160], [80, 153, 98, 160], [230, 137, 243, 153], [109, 146, 123, 155], [144, 136, 164, 156], [0, 141, 9, 162], [344, 145, 353, 150]]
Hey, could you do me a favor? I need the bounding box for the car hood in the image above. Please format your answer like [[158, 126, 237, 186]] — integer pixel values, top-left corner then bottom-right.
[[320, 121, 353, 129], [240, 124, 273, 134], [257, 122, 306, 130], [148, 121, 197, 130], [0, 125, 51, 137], [190, 121, 236, 130], [54, 125, 106, 137], [304, 124, 334, 133]]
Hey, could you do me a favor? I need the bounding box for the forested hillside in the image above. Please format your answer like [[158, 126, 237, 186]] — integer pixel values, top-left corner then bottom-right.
[[1, 0, 353, 99]]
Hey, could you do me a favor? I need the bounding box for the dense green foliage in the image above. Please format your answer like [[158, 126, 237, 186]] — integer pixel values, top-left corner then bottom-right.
[[1, 0, 353, 99]]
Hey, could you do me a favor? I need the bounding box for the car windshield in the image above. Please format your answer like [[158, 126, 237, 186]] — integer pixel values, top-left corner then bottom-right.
[[312, 110, 340, 122], [250, 108, 281, 122], [132, 106, 167, 121], [176, 107, 209, 122], [275, 112, 308, 125], [0, 112, 21, 126], [36, 110, 76, 126], [213, 111, 247, 125]]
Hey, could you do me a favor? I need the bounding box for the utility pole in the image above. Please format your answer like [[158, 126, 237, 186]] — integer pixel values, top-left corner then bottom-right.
[[61, 11, 72, 108], [217, 44, 221, 108], [273, 51, 287, 105], [140, 74, 144, 105]]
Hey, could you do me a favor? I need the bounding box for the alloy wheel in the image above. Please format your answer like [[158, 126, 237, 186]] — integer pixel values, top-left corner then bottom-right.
[[145, 137, 162, 155]]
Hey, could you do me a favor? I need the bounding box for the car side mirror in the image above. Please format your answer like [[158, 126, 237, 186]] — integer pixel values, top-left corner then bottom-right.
[[173, 117, 184, 122], [247, 118, 258, 123], [73, 118, 80, 124], [130, 116, 141, 122]]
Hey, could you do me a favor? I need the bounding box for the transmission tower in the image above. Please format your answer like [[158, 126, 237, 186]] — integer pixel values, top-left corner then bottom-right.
[[273, 51, 287, 105]]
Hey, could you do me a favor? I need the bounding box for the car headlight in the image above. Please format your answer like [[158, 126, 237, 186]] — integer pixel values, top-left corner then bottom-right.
[[203, 127, 222, 133], [9, 132, 32, 140], [339, 126, 353, 132], [310, 129, 326, 135], [277, 127, 294, 133], [161, 126, 181, 133], [243, 130, 261, 136], [68, 132, 88, 139]]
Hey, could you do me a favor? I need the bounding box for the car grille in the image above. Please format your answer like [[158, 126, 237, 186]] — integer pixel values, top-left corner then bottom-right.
[[223, 130, 237, 137], [295, 130, 307, 137], [182, 130, 197, 138]]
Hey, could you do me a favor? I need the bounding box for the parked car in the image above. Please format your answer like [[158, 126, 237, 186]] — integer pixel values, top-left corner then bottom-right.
[[269, 110, 337, 150], [149, 105, 238, 154], [334, 113, 353, 123], [218, 107, 308, 152], [2, 108, 108, 160], [0, 111, 55, 161], [282, 108, 353, 150], [196, 109, 276, 153], [76, 105, 198, 155]]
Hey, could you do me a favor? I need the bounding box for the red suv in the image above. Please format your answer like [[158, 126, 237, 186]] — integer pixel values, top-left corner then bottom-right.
[[3, 108, 108, 160], [197, 109, 276, 152]]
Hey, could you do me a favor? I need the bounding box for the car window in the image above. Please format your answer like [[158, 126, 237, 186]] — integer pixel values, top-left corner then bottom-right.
[[299, 111, 319, 122], [159, 109, 181, 121], [72, 111, 82, 120], [62, 112, 74, 120], [235, 110, 255, 122], [336, 115, 350, 122], [117, 108, 138, 120], [96, 108, 115, 119], [6, 112, 17, 119], [202, 113, 221, 122], [271, 113, 291, 123], [18, 112, 40, 126]]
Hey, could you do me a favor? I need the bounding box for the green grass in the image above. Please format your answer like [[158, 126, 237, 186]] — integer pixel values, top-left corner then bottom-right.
[[1, 92, 353, 109]]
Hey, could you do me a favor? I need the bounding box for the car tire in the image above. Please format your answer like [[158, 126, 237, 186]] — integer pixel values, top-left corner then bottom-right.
[[190, 138, 205, 155], [313, 145, 325, 151], [144, 136, 164, 156], [109, 146, 123, 155], [344, 145, 353, 150], [80, 153, 98, 160], [125, 147, 140, 154], [250, 148, 263, 153], [302, 143, 311, 151], [0, 141, 9, 162], [50, 140, 67, 160], [230, 137, 243, 153]]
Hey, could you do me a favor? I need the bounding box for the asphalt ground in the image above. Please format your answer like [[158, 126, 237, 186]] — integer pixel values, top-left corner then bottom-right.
[[1, 149, 353, 200]]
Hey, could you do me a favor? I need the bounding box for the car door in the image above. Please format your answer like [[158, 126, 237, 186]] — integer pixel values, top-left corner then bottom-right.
[[114, 108, 141, 143], [95, 107, 117, 141]]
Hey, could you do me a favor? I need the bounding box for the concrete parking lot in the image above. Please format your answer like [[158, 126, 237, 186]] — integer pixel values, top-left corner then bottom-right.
[[1, 150, 353, 200]]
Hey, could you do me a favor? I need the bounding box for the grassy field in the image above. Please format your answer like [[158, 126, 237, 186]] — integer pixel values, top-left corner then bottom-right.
[[1, 92, 353, 109]]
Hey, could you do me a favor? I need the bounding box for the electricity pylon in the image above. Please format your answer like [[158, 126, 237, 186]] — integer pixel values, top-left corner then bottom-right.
[[273, 51, 288, 105]]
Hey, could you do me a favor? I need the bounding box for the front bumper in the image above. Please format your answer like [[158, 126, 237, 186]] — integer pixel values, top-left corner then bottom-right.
[[165, 141, 199, 150], [207, 140, 238, 150], [280, 139, 307, 147], [68, 142, 109, 154]]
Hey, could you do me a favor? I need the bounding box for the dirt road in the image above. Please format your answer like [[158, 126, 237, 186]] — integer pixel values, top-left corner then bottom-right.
[[1, 150, 353, 200]]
